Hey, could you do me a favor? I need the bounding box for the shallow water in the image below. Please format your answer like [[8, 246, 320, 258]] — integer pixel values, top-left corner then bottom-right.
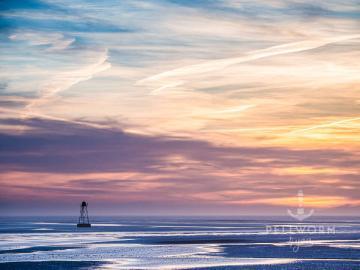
[[0, 216, 359, 269]]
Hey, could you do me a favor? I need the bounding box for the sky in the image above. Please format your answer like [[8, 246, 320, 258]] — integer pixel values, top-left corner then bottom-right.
[[0, 0, 359, 216]]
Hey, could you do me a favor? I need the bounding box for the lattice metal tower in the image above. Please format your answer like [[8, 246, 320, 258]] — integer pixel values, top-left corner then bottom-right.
[[77, 201, 91, 227]]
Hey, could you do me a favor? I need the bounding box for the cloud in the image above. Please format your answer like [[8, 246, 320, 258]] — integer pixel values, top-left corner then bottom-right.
[[0, 0, 130, 33], [288, 116, 360, 135], [9, 31, 75, 51], [137, 34, 360, 94], [25, 49, 111, 114], [0, 117, 359, 214], [243, 195, 360, 208], [0, 0, 53, 11], [0, 117, 356, 174]]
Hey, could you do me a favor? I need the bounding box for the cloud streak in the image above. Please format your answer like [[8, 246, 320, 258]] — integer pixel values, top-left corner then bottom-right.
[[9, 31, 75, 51], [25, 49, 111, 114], [288, 116, 360, 135], [138, 34, 360, 94]]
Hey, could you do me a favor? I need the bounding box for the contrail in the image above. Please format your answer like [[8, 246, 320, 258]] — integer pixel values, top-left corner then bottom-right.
[[25, 49, 111, 113], [288, 117, 360, 135], [211, 104, 255, 114], [137, 34, 360, 94], [5, 50, 112, 130]]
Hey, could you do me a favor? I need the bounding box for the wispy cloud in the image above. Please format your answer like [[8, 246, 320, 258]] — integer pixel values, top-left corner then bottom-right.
[[138, 34, 360, 95], [288, 116, 360, 135], [25, 49, 111, 114], [9, 31, 75, 51]]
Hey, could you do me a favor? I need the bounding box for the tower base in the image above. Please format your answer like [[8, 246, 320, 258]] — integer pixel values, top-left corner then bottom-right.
[[77, 223, 91, 228]]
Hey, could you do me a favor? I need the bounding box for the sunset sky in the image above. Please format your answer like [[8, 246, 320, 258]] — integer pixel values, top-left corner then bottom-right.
[[0, 0, 359, 216]]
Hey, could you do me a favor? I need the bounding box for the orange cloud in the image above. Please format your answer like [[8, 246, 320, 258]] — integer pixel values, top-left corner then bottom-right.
[[242, 196, 360, 208]]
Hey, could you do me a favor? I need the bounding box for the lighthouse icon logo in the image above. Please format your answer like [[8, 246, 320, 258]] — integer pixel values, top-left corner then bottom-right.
[[287, 190, 314, 221]]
